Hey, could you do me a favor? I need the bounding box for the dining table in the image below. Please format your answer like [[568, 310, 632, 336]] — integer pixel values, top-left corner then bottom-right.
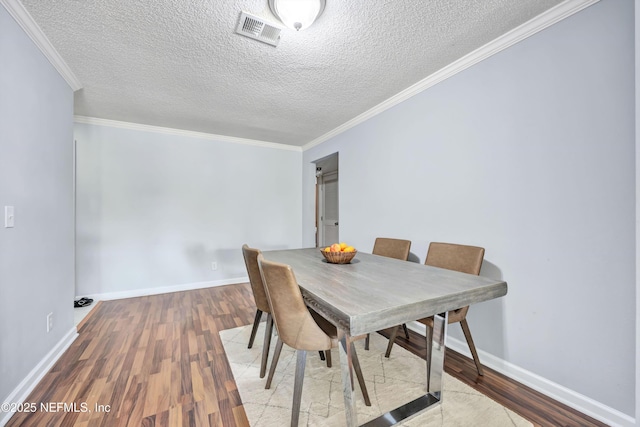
[[262, 247, 507, 427]]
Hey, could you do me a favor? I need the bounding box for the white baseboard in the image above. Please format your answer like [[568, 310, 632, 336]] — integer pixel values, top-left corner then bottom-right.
[[406, 322, 636, 427], [78, 277, 249, 301], [0, 327, 78, 427]]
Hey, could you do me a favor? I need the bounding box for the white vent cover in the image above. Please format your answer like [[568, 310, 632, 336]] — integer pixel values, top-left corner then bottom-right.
[[236, 12, 282, 47]]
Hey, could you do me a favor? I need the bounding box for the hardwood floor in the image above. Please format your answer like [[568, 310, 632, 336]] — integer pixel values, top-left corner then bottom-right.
[[7, 283, 606, 427]]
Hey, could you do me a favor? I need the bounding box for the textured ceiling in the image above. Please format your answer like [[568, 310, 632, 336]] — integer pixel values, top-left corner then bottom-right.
[[20, 0, 562, 146]]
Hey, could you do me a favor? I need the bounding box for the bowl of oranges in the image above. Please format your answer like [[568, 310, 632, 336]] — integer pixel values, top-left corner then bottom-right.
[[321, 242, 357, 264]]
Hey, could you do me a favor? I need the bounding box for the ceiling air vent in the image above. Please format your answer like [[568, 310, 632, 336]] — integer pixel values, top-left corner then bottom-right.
[[236, 11, 282, 47]]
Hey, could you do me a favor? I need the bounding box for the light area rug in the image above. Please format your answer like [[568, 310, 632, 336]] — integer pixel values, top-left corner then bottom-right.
[[220, 323, 532, 427]]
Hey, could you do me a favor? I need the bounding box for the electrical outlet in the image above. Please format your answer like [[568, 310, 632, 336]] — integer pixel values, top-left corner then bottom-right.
[[211, 261, 217, 271], [47, 312, 53, 332]]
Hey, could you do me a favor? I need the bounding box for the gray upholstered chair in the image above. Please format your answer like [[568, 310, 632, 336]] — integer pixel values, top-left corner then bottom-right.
[[369, 237, 412, 349], [241, 244, 274, 378], [385, 242, 486, 376], [257, 254, 371, 426]]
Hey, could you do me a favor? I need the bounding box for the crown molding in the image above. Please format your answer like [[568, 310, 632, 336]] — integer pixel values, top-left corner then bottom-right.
[[1, 0, 82, 91], [74, 116, 302, 152], [302, 0, 599, 152]]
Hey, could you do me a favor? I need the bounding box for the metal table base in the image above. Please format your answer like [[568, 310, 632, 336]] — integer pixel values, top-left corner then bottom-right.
[[339, 313, 448, 427]]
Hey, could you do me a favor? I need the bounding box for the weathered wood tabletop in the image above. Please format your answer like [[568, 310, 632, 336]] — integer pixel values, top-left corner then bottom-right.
[[262, 248, 507, 336]]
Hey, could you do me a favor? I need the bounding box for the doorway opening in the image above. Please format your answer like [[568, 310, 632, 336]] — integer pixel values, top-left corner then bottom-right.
[[314, 153, 339, 248]]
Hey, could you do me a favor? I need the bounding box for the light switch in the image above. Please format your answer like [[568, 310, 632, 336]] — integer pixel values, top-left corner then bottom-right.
[[5, 206, 14, 228]]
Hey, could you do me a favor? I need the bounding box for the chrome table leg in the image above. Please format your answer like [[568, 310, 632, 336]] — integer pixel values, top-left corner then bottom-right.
[[361, 312, 448, 427], [427, 312, 447, 397]]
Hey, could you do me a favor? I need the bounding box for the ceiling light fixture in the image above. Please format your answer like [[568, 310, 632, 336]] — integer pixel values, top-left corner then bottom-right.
[[268, 0, 326, 31]]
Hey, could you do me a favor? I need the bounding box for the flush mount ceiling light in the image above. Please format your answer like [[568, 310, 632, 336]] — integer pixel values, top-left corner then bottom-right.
[[268, 0, 326, 31]]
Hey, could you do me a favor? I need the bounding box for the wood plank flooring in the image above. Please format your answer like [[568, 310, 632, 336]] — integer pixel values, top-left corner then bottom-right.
[[7, 283, 607, 427]]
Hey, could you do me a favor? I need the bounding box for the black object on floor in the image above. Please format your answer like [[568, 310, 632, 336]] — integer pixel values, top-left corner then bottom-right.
[[74, 298, 93, 308]]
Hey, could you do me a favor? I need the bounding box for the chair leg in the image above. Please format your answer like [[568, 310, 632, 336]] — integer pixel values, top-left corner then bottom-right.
[[385, 325, 400, 358], [364, 333, 370, 350], [260, 313, 273, 378], [291, 350, 307, 427], [349, 342, 371, 406], [402, 323, 410, 340], [325, 349, 332, 368], [460, 319, 484, 376], [265, 337, 284, 389], [319, 351, 325, 361], [248, 309, 263, 348]]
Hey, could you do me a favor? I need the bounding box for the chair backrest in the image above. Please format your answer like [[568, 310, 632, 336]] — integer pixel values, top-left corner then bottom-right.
[[372, 237, 411, 261], [242, 244, 270, 313], [424, 242, 484, 275], [257, 254, 332, 351]]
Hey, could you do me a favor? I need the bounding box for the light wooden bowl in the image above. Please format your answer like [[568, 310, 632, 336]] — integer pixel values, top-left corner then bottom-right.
[[321, 249, 357, 264]]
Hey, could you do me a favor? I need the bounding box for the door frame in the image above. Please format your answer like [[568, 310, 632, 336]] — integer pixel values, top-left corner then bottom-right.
[[313, 153, 339, 248]]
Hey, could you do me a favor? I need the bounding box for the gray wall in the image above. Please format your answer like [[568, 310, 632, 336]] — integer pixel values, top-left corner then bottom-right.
[[303, 0, 635, 418], [0, 5, 75, 404], [74, 123, 302, 297]]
